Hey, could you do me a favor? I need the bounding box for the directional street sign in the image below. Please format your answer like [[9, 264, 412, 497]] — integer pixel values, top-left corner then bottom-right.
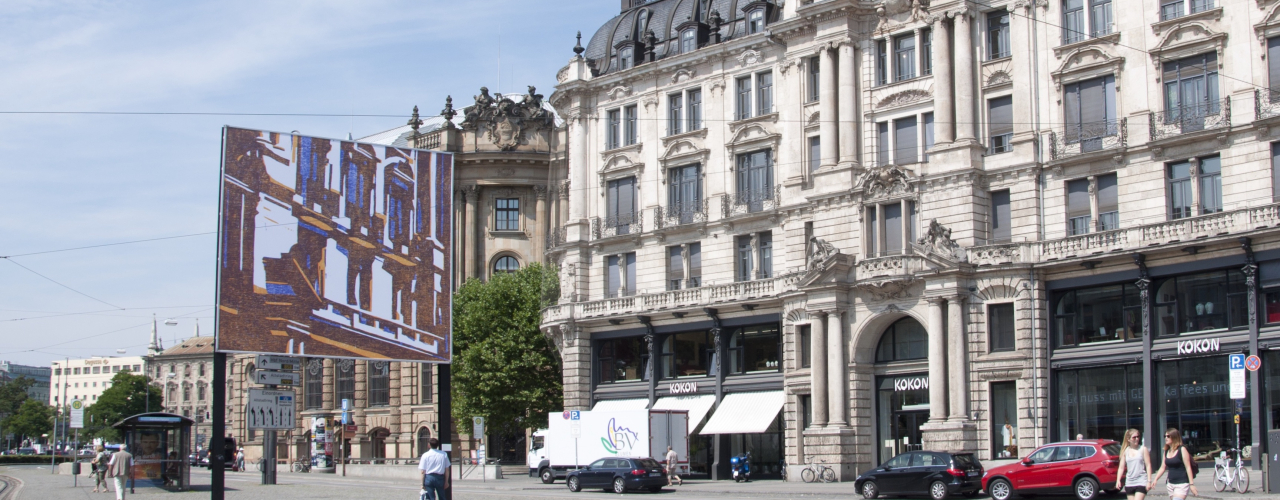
[[255, 355, 301, 371], [1229, 354, 1247, 399], [69, 399, 84, 429], [1246, 355, 1262, 372], [253, 370, 297, 386], [247, 389, 295, 430]]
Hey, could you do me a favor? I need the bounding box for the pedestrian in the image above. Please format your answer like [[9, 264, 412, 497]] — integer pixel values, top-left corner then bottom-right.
[[665, 446, 681, 486], [236, 448, 245, 472], [92, 444, 110, 493], [1115, 429, 1152, 500], [105, 444, 133, 500], [1152, 428, 1198, 500], [418, 438, 450, 500]]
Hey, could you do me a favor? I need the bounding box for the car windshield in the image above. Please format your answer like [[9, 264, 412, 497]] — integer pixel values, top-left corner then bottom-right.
[[1102, 443, 1121, 456], [634, 458, 663, 469], [952, 454, 980, 468]]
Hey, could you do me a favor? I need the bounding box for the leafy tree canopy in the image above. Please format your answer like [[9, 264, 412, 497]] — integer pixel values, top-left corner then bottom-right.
[[83, 371, 162, 442], [0, 376, 33, 418], [5, 399, 52, 442], [452, 264, 562, 438]]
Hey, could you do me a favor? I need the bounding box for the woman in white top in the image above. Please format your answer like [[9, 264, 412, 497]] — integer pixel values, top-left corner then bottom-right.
[[1115, 429, 1153, 500]]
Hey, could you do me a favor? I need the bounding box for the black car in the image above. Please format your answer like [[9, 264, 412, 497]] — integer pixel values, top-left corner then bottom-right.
[[854, 451, 984, 500], [566, 457, 667, 494]]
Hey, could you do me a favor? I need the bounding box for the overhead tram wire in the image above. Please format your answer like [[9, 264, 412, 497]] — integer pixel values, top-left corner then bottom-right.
[[0, 110, 436, 119], [0, 222, 294, 259], [0, 306, 213, 356], [3, 259, 123, 310]]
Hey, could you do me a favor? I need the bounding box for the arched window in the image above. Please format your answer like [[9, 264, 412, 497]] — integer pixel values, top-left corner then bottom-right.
[[494, 256, 519, 274], [875, 317, 928, 362], [417, 428, 432, 456]]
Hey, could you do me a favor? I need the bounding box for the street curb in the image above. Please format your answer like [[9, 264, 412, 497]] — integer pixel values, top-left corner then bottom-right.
[[0, 474, 26, 500]]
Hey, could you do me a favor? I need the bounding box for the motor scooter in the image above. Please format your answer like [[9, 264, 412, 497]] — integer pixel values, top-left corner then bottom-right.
[[730, 452, 752, 482]]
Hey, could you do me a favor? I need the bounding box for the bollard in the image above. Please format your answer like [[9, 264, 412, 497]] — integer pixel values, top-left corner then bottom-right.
[[72, 461, 81, 487]]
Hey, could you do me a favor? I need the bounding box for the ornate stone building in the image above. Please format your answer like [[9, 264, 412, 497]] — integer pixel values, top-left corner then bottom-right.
[[225, 88, 566, 466], [149, 335, 215, 450], [543, 0, 1280, 482]]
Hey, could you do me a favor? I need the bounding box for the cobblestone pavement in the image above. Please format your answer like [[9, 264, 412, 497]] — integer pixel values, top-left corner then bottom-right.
[[3, 465, 1279, 500]]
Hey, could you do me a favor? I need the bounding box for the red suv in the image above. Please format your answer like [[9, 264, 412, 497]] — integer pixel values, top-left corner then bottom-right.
[[982, 440, 1120, 500]]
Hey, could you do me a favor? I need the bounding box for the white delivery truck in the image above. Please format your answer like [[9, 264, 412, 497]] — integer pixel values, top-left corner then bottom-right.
[[528, 409, 689, 483]]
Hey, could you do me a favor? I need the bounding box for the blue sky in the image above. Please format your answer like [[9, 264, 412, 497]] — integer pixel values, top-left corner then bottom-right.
[[0, 0, 617, 367]]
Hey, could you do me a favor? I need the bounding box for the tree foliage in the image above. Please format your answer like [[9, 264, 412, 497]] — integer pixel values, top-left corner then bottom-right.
[[0, 376, 33, 419], [452, 263, 562, 438], [6, 399, 52, 441], [83, 371, 162, 442]]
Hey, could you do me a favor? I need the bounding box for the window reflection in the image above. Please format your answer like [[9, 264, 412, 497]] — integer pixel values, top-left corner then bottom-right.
[[1053, 284, 1142, 347], [598, 337, 647, 383], [729, 325, 780, 373], [663, 331, 711, 378], [875, 318, 928, 362], [1154, 269, 1247, 336]]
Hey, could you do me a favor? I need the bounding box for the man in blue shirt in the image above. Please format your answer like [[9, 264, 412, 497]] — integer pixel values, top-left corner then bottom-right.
[[417, 438, 450, 500]]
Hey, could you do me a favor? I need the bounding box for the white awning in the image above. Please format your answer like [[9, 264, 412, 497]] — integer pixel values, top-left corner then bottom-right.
[[699, 391, 786, 435], [591, 398, 649, 411], [651, 394, 716, 432]]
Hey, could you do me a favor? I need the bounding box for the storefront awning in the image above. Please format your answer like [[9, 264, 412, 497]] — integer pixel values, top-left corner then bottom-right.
[[651, 394, 716, 432], [591, 398, 649, 411], [699, 391, 785, 435]]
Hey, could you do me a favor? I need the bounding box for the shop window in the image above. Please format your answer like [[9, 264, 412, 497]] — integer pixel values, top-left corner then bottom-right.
[[662, 331, 711, 378], [1266, 289, 1280, 324], [990, 382, 1018, 458], [989, 303, 1016, 352], [1157, 356, 1249, 454], [876, 375, 930, 462], [420, 363, 432, 404], [598, 336, 647, 383], [1052, 283, 1142, 347], [875, 317, 928, 362], [1154, 269, 1248, 336], [368, 361, 389, 407], [495, 198, 519, 231], [1053, 365, 1143, 442], [730, 415, 782, 476], [728, 324, 780, 374], [305, 358, 323, 410], [799, 325, 812, 369]]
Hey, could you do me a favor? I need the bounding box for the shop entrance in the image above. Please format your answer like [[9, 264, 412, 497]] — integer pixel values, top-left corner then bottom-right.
[[876, 373, 930, 464], [891, 410, 928, 454]]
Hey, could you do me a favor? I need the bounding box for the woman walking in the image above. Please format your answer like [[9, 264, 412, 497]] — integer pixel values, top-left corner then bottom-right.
[[92, 445, 110, 493], [1153, 428, 1198, 500], [1115, 429, 1152, 500]]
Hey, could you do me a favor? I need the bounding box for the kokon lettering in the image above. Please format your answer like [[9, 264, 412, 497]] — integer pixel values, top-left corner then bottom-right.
[[669, 382, 698, 394], [894, 377, 929, 392], [1176, 338, 1220, 355]]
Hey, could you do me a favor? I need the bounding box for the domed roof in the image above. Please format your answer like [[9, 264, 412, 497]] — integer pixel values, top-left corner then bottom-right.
[[583, 0, 745, 76]]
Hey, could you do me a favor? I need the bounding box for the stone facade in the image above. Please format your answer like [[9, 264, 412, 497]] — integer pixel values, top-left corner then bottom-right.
[[148, 337, 215, 451], [543, 0, 1280, 481]]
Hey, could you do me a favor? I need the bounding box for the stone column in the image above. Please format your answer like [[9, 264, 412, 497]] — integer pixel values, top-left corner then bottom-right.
[[927, 297, 948, 422], [947, 296, 969, 421], [820, 46, 839, 169], [838, 42, 858, 164], [826, 310, 847, 427], [953, 10, 976, 142], [932, 17, 955, 144], [467, 186, 482, 279], [559, 180, 571, 226], [534, 186, 548, 260], [1088, 177, 1100, 231], [569, 113, 589, 224], [810, 313, 829, 427], [1190, 158, 1202, 216]]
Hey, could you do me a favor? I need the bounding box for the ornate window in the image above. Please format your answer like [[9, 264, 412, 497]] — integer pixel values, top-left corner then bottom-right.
[[335, 359, 355, 405], [987, 10, 1011, 60], [495, 198, 519, 231], [494, 256, 519, 274], [367, 361, 389, 407], [747, 8, 765, 34], [305, 358, 323, 410], [875, 318, 928, 362], [420, 363, 432, 404]]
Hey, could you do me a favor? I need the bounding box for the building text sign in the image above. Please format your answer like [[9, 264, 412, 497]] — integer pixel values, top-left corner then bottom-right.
[[1177, 338, 1221, 355]]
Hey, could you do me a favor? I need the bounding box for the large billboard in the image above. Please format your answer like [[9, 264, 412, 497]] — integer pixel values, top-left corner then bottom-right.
[[215, 127, 452, 363]]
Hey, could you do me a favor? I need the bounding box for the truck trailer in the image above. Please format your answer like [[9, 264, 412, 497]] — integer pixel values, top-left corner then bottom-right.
[[528, 409, 689, 483]]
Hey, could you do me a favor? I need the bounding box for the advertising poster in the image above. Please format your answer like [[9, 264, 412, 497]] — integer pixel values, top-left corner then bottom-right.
[[215, 127, 454, 363]]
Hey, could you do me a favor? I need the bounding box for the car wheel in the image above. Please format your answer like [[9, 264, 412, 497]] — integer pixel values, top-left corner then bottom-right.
[[988, 478, 1015, 500], [929, 481, 949, 500], [567, 476, 581, 492], [613, 477, 627, 494], [1074, 477, 1099, 500], [540, 468, 554, 484], [861, 480, 879, 499]]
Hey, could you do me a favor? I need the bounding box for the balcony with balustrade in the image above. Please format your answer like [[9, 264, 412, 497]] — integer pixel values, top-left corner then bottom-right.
[[590, 211, 643, 240], [721, 185, 781, 219], [654, 199, 708, 230], [1045, 119, 1127, 163], [1149, 97, 1230, 143], [1255, 89, 1280, 123], [542, 272, 801, 324]]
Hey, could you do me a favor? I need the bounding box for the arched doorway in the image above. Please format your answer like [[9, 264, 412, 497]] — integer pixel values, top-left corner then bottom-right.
[[369, 428, 390, 461], [872, 317, 930, 464], [416, 427, 431, 457]]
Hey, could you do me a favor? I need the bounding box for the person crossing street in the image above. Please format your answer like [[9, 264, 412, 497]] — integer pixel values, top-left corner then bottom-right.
[[418, 438, 450, 500]]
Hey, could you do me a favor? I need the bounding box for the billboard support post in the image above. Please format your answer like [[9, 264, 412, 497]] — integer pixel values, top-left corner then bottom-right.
[[440, 364, 452, 500], [211, 352, 226, 500], [262, 383, 277, 485]]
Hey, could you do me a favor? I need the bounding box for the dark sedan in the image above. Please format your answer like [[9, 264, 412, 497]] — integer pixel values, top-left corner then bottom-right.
[[566, 457, 667, 494], [854, 451, 984, 500]]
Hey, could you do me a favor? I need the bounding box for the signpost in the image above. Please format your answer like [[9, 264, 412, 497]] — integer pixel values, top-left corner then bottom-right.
[[252, 370, 298, 386], [69, 400, 84, 429], [255, 355, 300, 371], [246, 389, 295, 430], [1230, 354, 1246, 453]]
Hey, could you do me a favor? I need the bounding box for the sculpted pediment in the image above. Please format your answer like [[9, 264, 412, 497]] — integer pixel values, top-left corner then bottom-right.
[[876, 89, 932, 110], [1051, 47, 1124, 91], [726, 122, 781, 155], [660, 139, 709, 165], [1257, 2, 1280, 43], [1149, 21, 1226, 67]]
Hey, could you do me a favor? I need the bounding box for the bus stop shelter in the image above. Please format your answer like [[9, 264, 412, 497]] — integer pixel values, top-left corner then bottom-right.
[[113, 413, 194, 491]]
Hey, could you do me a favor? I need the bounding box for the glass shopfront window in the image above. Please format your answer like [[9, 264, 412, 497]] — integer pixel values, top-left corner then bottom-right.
[[1264, 351, 1280, 431], [1053, 284, 1142, 348], [1053, 365, 1143, 442], [990, 382, 1018, 458], [663, 331, 712, 378], [598, 337, 648, 384], [877, 374, 930, 463], [729, 415, 783, 477], [1157, 356, 1251, 459], [728, 324, 780, 374], [1154, 269, 1248, 336]]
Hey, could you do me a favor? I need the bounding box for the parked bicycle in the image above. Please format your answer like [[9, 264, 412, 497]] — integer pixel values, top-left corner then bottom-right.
[[1213, 448, 1249, 493], [800, 457, 836, 483], [291, 460, 311, 473]]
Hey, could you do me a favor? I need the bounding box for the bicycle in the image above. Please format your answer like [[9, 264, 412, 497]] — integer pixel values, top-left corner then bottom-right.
[[255, 457, 266, 472], [291, 460, 311, 473], [800, 457, 836, 483], [1212, 448, 1249, 493]]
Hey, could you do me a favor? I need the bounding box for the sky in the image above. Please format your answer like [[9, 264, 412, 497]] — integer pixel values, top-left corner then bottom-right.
[[0, 0, 619, 367]]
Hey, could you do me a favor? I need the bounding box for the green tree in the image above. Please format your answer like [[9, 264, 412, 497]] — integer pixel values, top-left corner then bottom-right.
[[83, 371, 162, 442], [0, 376, 33, 419], [5, 399, 52, 442], [452, 263, 562, 441]]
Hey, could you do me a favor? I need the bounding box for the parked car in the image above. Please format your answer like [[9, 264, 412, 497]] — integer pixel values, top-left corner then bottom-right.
[[189, 450, 208, 467], [16, 448, 36, 456], [565, 457, 667, 494], [854, 451, 984, 500], [982, 439, 1121, 500]]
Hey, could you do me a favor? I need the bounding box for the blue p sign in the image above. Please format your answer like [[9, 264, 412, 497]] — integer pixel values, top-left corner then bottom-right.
[[570, 411, 580, 420], [1230, 354, 1246, 370]]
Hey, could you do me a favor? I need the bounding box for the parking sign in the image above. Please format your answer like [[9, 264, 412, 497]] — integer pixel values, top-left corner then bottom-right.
[[1230, 354, 1246, 399]]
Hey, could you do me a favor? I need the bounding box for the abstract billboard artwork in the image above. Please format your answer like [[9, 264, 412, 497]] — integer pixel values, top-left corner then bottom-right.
[[216, 127, 452, 363]]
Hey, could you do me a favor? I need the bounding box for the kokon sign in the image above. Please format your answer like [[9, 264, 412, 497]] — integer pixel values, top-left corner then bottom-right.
[[894, 376, 929, 392], [1177, 338, 1221, 355], [669, 382, 698, 394]]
